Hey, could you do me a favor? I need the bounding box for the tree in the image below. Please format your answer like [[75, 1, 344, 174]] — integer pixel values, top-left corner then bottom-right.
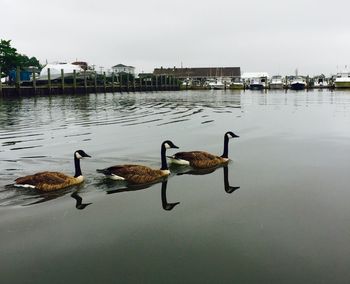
[[0, 39, 18, 76], [0, 39, 41, 77]]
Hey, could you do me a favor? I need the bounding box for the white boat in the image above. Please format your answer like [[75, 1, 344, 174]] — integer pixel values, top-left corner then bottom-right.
[[242, 72, 269, 90], [208, 78, 225, 90], [290, 76, 307, 90], [38, 63, 84, 81], [269, 75, 285, 89], [230, 78, 244, 89], [313, 76, 329, 88], [334, 72, 350, 88]]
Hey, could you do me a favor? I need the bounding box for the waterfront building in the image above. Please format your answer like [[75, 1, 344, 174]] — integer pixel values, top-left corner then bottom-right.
[[112, 64, 135, 75]]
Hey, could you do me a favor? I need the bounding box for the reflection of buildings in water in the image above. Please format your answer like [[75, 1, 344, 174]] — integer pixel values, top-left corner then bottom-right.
[[71, 191, 92, 210]]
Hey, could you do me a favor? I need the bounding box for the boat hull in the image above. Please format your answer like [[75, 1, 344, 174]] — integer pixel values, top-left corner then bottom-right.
[[290, 82, 306, 90], [334, 82, 350, 88], [210, 85, 225, 90], [229, 83, 244, 90], [249, 84, 264, 90], [269, 83, 284, 89]]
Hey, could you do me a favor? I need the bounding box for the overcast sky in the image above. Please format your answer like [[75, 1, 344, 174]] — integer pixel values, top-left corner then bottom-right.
[[1, 0, 350, 76]]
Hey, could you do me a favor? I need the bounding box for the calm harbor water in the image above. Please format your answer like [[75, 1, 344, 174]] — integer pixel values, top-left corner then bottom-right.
[[1, 89, 350, 283]]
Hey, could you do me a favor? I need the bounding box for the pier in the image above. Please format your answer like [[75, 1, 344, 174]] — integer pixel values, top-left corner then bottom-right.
[[0, 68, 180, 96]]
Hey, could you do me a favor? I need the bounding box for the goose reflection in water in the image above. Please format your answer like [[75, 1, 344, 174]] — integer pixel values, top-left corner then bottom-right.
[[171, 164, 240, 194], [1, 183, 87, 207], [71, 191, 92, 210], [105, 179, 180, 211], [0, 183, 93, 209]]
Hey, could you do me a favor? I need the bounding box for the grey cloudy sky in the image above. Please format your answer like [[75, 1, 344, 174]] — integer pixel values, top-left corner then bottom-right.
[[1, 0, 350, 75]]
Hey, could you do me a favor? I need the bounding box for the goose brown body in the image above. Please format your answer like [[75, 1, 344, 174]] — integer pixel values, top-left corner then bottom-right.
[[98, 164, 169, 185], [170, 131, 239, 169], [15, 171, 83, 191], [97, 140, 179, 185], [173, 151, 228, 169], [14, 150, 91, 191]]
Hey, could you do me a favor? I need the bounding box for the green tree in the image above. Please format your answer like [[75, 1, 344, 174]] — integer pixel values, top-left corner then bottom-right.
[[0, 39, 41, 77], [0, 39, 18, 76]]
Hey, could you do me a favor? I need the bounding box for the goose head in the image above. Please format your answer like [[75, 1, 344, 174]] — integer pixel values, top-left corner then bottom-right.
[[73, 150, 91, 178], [161, 140, 179, 171], [221, 132, 239, 159], [75, 150, 92, 159], [225, 131, 239, 139], [162, 140, 179, 150]]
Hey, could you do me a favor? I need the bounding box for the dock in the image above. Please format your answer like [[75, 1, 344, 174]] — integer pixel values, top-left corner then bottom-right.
[[0, 68, 180, 96]]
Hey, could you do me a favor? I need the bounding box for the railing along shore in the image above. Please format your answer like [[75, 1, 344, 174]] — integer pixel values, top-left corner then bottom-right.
[[0, 67, 180, 96]]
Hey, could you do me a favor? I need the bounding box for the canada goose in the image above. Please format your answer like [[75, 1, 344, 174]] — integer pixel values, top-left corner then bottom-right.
[[97, 140, 179, 185], [14, 150, 91, 191], [169, 131, 239, 169]]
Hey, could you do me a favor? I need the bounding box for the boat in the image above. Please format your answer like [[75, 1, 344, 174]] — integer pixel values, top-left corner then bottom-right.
[[290, 76, 307, 90], [334, 72, 350, 88], [230, 78, 244, 89], [242, 72, 269, 90], [248, 77, 267, 90], [269, 75, 285, 89], [38, 63, 84, 82], [313, 75, 330, 88], [208, 78, 225, 90]]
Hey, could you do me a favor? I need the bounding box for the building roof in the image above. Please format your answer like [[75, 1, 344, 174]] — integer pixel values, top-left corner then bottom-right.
[[153, 67, 241, 77], [112, 64, 135, 68]]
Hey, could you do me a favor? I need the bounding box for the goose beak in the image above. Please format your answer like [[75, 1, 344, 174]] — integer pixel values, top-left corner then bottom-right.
[[173, 145, 179, 149], [82, 153, 92, 158]]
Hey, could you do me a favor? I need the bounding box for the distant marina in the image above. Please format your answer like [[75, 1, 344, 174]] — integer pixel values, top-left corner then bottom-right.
[[1, 62, 350, 96]]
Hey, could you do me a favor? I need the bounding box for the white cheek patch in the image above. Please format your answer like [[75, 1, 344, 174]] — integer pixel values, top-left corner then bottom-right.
[[164, 143, 171, 149], [75, 152, 83, 159]]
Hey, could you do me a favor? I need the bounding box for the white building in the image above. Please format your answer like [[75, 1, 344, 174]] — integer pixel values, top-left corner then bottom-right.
[[111, 64, 135, 75]]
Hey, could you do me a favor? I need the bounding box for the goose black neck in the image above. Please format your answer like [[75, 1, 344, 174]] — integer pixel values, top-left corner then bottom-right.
[[160, 144, 168, 170], [221, 134, 230, 158], [74, 155, 82, 177]]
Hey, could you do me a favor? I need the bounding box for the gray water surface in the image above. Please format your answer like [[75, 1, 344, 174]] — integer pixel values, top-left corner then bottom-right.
[[1, 90, 350, 283]]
